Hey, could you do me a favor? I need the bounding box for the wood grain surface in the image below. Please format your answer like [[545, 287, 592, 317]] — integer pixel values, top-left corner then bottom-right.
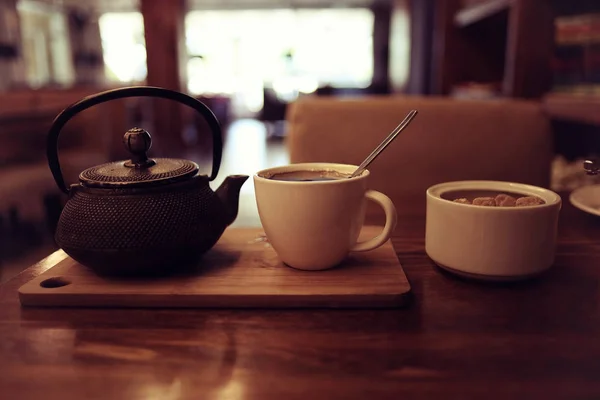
[[18, 227, 410, 309], [1, 194, 600, 399]]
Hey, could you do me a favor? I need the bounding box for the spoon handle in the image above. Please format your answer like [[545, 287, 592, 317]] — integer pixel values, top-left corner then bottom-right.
[[350, 109, 418, 178]]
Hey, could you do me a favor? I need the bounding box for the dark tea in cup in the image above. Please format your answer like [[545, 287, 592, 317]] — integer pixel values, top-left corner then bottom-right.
[[266, 170, 350, 182]]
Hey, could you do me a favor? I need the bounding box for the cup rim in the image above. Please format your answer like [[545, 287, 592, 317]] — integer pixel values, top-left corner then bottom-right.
[[254, 162, 369, 184], [426, 180, 561, 210]]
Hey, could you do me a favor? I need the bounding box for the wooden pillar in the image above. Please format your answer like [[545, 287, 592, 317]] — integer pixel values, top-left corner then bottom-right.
[[430, 0, 462, 96], [406, 0, 436, 94], [504, 0, 554, 98], [140, 0, 187, 155], [371, 1, 392, 94]]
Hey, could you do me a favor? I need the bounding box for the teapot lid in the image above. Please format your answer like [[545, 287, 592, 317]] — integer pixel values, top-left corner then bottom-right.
[[79, 128, 199, 188]]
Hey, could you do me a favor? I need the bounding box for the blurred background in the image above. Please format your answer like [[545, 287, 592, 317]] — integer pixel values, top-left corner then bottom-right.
[[0, 0, 598, 279]]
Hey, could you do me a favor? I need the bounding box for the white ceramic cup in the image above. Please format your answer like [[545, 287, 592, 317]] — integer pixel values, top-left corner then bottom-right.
[[425, 180, 562, 280], [254, 163, 397, 270]]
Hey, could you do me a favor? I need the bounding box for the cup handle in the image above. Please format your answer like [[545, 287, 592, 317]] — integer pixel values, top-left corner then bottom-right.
[[350, 190, 398, 252]]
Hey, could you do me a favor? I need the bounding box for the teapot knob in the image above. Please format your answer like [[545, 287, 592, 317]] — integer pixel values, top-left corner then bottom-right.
[[584, 159, 599, 175], [123, 128, 156, 168]]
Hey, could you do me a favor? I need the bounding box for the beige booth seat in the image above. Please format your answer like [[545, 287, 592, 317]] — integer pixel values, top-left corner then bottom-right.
[[286, 95, 553, 211]]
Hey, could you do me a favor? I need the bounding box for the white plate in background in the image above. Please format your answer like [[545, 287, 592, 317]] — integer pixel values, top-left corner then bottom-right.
[[570, 184, 600, 217]]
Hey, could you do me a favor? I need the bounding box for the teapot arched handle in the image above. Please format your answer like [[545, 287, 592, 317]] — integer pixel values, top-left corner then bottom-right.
[[47, 86, 223, 194]]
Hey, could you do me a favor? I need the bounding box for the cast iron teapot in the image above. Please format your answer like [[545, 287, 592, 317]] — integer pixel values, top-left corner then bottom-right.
[[47, 86, 248, 276]]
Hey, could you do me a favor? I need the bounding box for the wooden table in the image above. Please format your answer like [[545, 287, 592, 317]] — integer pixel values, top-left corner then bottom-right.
[[1, 194, 599, 399]]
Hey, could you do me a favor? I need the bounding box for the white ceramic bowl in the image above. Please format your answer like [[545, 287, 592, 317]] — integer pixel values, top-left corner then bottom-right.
[[425, 181, 562, 281]]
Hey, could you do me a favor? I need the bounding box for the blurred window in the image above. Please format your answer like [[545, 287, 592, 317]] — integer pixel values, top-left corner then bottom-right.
[[17, 0, 74, 87], [98, 12, 147, 83], [185, 8, 373, 113]]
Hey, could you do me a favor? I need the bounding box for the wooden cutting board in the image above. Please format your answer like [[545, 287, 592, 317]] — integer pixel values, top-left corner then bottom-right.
[[18, 226, 411, 309]]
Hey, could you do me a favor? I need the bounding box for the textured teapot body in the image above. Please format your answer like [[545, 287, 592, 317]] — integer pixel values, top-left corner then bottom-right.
[[46, 86, 247, 277], [56, 176, 231, 276]]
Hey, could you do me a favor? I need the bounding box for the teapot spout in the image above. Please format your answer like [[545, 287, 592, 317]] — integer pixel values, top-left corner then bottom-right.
[[216, 175, 249, 225]]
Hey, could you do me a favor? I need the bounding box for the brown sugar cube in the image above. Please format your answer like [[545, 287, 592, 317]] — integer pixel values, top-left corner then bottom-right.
[[453, 198, 470, 204], [495, 193, 516, 207], [516, 196, 544, 207], [472, 197, 496, 206]]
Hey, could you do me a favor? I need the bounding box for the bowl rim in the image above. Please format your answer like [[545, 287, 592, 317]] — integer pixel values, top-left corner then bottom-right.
[[569, 184, 600, 217], [426, 180, 561, 210]]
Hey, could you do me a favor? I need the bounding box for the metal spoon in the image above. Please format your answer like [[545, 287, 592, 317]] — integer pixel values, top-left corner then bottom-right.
[[350, 109, 418, 178]]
